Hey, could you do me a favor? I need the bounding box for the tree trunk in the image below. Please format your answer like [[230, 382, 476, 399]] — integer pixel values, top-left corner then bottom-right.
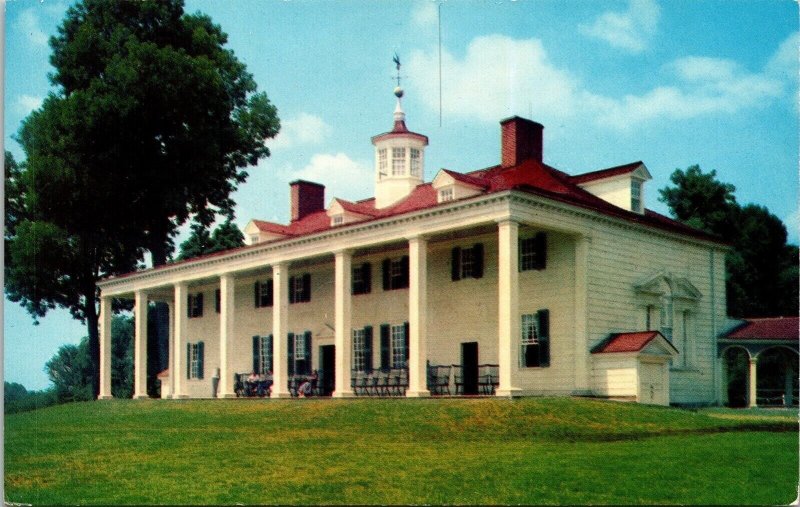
[[85, 285, 100, 398]]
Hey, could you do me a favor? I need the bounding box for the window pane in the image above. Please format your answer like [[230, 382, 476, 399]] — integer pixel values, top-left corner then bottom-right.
[[392, 147, 406, 176], [353, 329, 366, 372], [391, 325, 406, 368], [410, 148, 421, 176]]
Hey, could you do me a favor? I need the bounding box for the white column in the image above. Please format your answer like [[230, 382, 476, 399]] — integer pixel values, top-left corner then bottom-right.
[[166, 301, 175, 399], [173, 282, 188, 399], [271, 263, 292, 398], [748, 356, 758, 408], [407, 236, 430, 397], [218, 274, 236, 398], [133, 290, 149, 399], [98, 296, 113, 399], [333, 250, 356, 398], [719, 354, 729, 406], [573, 235, 590, 394], [496, 219, 521, 397]]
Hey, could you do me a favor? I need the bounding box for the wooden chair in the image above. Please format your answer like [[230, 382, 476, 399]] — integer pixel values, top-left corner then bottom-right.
[[452, 365, 464, 395]]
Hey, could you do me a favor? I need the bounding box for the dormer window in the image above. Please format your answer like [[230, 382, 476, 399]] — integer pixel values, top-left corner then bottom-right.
[[392, 147, 406, 175], [439, 187, 454, 202], [631, 180, 642, 213], [249, 234, 259, 244], [410, 148, 421, 176], [332, 215, 344, 226], [378, 149, 387, 178]]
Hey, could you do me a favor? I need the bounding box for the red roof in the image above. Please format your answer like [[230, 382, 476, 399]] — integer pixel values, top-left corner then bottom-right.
[[571, 161, 644, 184], [441, 169, 489, 189], [724, 317, 799, 341], [251, 220, 291, 235], [592, 331, 677, 354]]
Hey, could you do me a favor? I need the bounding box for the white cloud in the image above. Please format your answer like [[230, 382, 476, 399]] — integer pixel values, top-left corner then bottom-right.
[[579, 0, 661, 54], [16, 94, 43, 115], [412, 2, 439, 29], [766, 32, 799, 80], [269, 113, 331, 150], [408, 34, 789, 130], [280, 153, 373, 202], [16, 9, 49, 47], [785, 207, 800, 244]]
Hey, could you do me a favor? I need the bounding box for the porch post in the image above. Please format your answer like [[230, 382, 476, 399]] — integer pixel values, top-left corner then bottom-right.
[[573, 235, 591, 394], [333, 250, 356, 398], [496, 219, 521, 397], [784, 364, 794, 407], [719, 354, 729, 406], [407, 235, 430, 397], [133, 290, 149, 399], [747, 356, 758, 408], [218, 273, 236, 398], [271, 262, 292, 398], [173, 282, 189, 398], [166, 301, 174, 398], [98, 295, 113, 399]]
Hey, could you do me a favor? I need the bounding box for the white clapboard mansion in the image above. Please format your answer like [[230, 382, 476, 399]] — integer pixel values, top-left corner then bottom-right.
[[96, 88, 727, 406]]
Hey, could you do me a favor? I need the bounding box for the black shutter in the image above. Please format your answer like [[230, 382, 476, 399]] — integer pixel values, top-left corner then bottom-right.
[[215, 289, 221, 313], [287, 333, 295, 376], [403, 321, 410, 364], [518, 238, 524, 272], [473, 243, 484, 279], [254, 281, 261, 308], [382, 259, 391, 290], [451, 247, 462, 281], [538, 309, 550, 367], [253, 336, 260, 373], [535, 233, 547, 270], [197, 342, 204, 379], [302, 273, 311, 302], [400, 256, 410, 288], [267, 335, 274, 372], [186, 343, 191, 379], [364, 326, 374, 372], [197, 293, 204, 317], [363, 263, 372, 294], [266, 279, 274, 307], [380, 324, 390, 370], [187, 295, 193, 318], [304, 331, 312, 375], [288, 276, 296, 304]]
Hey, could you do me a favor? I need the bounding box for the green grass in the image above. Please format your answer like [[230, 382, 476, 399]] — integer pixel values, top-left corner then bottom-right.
[[5, 397, 798, 505]]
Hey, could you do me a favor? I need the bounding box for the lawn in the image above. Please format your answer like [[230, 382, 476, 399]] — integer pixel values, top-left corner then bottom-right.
[[5, 397, 797, 505]]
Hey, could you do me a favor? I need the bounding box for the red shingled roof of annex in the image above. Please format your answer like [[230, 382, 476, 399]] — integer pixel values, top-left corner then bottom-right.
[[570, 161, 644, 184], [724, 317, 799, 341], [592, 331, 676, 354]]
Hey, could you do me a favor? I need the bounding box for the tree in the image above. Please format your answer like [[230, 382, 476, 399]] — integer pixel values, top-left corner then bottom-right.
[[6, 0, 279, 396], [659, 166, 797, 317], [177, 219, 245, 261]]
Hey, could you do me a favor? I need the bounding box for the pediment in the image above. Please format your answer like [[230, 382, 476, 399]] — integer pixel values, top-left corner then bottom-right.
[[634, 271, 701, 301]]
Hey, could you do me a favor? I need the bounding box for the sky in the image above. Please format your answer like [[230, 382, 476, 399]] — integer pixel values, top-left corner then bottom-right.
[[4, 0, 798, 391]]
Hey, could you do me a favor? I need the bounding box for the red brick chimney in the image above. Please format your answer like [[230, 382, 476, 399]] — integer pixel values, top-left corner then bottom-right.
[[290, 180, 325, 222], [500, 116, 544, 167]]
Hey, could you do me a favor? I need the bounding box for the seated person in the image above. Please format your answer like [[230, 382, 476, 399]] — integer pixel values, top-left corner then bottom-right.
[[247, 371, 261, 396], [297, 371, 319, 398]]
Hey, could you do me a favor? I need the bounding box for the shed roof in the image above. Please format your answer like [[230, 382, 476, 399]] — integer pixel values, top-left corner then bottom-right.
[[591, 331, 679, 354], [723, 317, 799, 341]]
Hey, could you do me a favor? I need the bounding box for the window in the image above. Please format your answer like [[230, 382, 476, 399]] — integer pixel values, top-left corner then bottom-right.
[[378, 148, 387, 177], [187, 293, 203, 318], [254, 280, 273, 308], [382, 256, 409, 290], [521, 310, 550, 368], [439, 187, 454, 202], [352, 262, 372, 295], [660, 294, 673, 342], [391, 324, 408, 368], [250, 234, 260, 244], [289, 274, 311, 304], [520, 233, 547, 271], [352, 327, 376, 372], [332, 215, 344, 226], [631, 180, 642, 212], [392, 147, 406, 175], [681, 310, 690, 368], [646, 304, 654, 330], [410, 148, 421, 176], [252, 335, 273, 374], [451, 244, 484, 281], [288, 331, 312, 376], [187, 342, 204, 379], [215, 289, 221, 313]]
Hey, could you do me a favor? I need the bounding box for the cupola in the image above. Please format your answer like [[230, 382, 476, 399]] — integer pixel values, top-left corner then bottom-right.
[[372, 57, 429, 208]]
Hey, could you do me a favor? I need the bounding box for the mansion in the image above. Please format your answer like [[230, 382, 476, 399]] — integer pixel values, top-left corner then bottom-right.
[[96, 87, 728, 406]]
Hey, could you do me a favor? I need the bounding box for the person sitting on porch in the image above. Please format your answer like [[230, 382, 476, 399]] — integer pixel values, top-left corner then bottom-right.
[[297, 371, 319, 398], [247, 371, 264, 397]]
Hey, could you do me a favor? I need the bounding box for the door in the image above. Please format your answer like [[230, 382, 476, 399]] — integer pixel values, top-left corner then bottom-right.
[[320, 345, 335, 396], [462, 342, 479, 395]]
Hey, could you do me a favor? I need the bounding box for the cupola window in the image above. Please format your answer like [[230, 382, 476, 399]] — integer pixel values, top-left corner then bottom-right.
[[392, 147, 406, 175], [410, 148, 421, 176], [378, 149, 387, 178]]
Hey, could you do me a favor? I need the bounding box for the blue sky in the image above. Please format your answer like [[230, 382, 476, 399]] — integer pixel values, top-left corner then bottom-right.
[[4, 0, 798, 391]]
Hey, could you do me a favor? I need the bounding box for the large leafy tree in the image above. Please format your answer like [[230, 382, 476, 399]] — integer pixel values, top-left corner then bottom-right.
[[660, 165, 797, 317], [177, 219, 245, 261], [6, 0, 280, 396]]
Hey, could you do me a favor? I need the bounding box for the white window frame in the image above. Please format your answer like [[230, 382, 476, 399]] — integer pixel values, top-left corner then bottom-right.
[[519, 237, 537, 271], [353, 328, 367, 372], [631, 179, 642, 212], [520, 314, 544, 368], [352, 264, 366, 294], [681, 310, 690, 368], [460, 246, 475, 278], [391, 325, 406, 368], [259, 336, 272, 374], [250, 234, 260, 245], [189, 343, 201, 379], [188, 293, 203, 318], [291, 276, 306, 303], [660, 294, 674, 342], [392, 147, 406, 176], [410, 148, 421, 176], [332, 215, 344, 226], [294, 332, 307, 361], [378, 148, 387, 177], [439, 187, 454, 202]]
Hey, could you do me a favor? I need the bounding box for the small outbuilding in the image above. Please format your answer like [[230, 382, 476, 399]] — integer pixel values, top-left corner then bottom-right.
[[591, 331, 679, 405]]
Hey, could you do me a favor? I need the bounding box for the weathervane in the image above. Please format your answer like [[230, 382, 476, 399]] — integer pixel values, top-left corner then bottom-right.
[[392, 53, 404, 98]]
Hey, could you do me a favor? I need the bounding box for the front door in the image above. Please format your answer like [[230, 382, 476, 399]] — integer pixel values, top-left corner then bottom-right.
[[320, 345, 335, 396], [462, 342, 479, 395]]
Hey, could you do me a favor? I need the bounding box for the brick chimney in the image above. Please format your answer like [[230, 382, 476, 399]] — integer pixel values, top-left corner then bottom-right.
[[290, 180, 325, 222], [500, 116, 544, 167]]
